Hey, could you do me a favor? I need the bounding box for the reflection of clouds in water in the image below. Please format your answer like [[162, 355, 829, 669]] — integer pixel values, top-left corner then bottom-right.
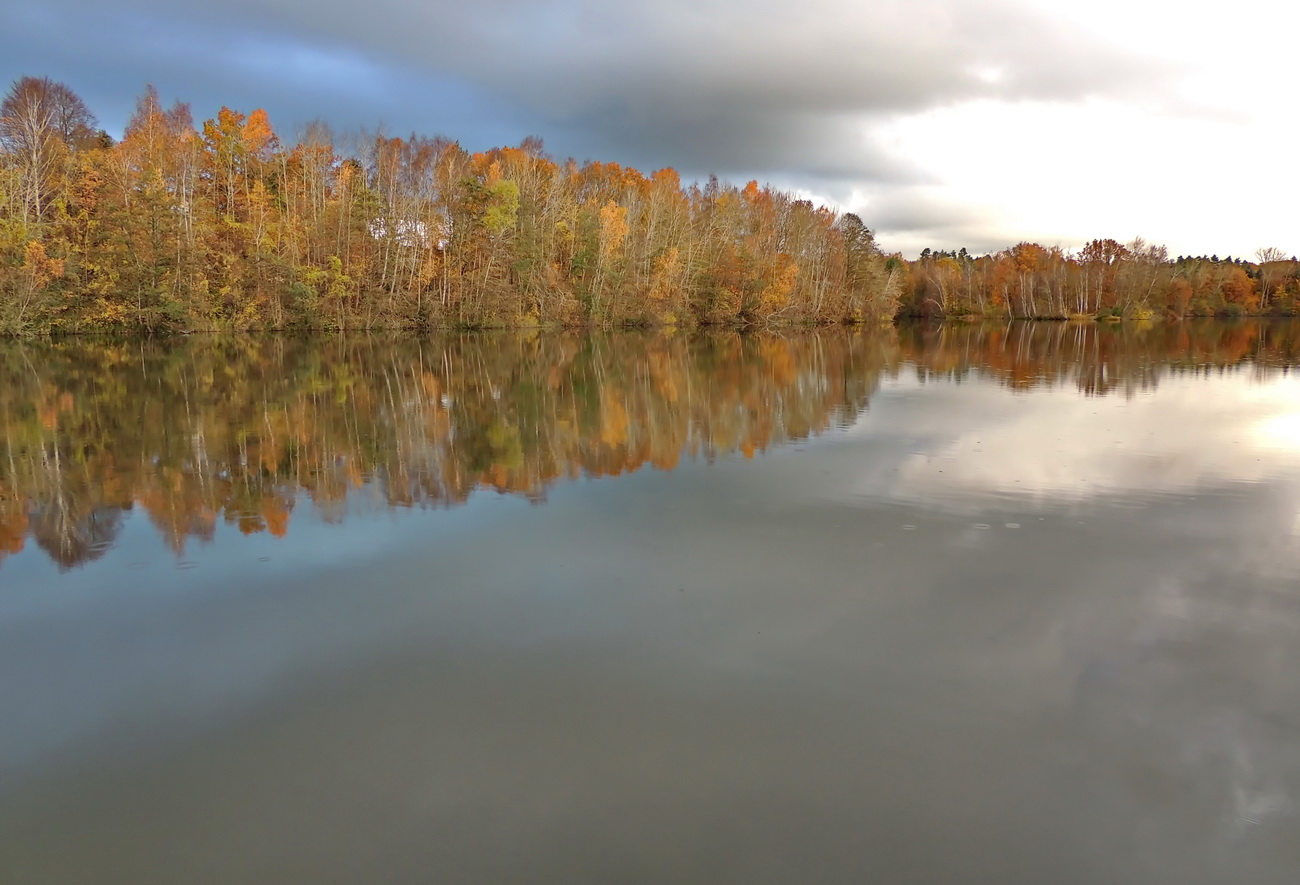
[[840, 369, 1300, 846], [1204, 715, 1296, 839], [1256, 412, 1300, 451], [1073, 571, 1300, 845], [1229, 760, 1292, 836], [1138, 567, 1300, 841], [887, 375, 1300, 507]]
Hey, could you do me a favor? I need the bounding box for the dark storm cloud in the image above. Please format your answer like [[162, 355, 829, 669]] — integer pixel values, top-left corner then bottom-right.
[[3, 0, 1166, 173], [546, 107, 920, 188]]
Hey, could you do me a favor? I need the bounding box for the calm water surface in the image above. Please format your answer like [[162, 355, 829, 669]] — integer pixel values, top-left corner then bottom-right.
[[2, 322, 1300, 883]]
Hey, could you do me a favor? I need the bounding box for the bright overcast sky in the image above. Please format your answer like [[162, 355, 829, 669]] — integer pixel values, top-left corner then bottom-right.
[[2, 0, 1295, 258]]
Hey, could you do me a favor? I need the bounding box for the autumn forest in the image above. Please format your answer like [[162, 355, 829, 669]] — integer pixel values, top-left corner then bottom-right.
[[2, 76, 1298, 335]]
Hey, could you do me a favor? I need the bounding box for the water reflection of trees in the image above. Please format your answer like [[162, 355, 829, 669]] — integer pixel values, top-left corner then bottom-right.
[[1, 321, 1296, 569], [898, 320, 1300, 396], [0, 331, 895, 568]]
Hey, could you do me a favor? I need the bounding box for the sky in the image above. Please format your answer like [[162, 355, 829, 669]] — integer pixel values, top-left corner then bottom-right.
[[2, 0, 1296, 258]]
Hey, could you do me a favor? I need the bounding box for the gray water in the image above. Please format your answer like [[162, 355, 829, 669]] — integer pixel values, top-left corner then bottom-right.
[[2, 324, 1299, 883]]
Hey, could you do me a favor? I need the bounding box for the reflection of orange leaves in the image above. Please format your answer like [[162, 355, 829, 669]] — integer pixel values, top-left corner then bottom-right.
[[38, 403, 62, 430], [138, 486, 216, 555], [650, 449, 680, 471], [758, 338, 795, 385], [598, 395, 628, 447], [650, 358, 678, 402], [261, 498, 291, 537], [257, 441, 284, 473], [0, 332, 913, 563], [485, 462, 511, 491], [0, 508, 28, 554], [420, 371, 441, 401]]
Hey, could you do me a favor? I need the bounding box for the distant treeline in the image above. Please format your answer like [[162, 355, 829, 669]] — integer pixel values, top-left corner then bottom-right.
[[902, 244, 1300, 320], [2, 76, 1297, 334]]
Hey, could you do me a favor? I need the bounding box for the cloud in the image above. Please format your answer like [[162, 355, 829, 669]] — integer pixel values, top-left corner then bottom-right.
[[14, 0, 1260, 255], [2, 0, 1168, 176], [878, 374, 1300, 509], [843, 185, 1008, 253]]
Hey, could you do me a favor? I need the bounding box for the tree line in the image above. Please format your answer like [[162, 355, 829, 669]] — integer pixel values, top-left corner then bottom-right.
[[902, 242, 1300, 320], [2, 76, 1296, 334], [0, 77, 897, 334]]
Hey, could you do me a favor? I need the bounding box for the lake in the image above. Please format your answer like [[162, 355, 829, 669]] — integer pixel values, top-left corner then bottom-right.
[[2, 321, 1299, 883]]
